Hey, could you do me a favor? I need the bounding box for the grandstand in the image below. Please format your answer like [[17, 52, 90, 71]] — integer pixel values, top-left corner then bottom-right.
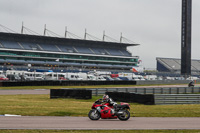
[[157, 57, 200, 74], [0, 32, 140, 72]]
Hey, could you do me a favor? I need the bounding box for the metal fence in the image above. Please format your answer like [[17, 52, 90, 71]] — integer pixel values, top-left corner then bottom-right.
[[154, 94, 200, 105], [89, 87, 200, 96], [136, 80, 195, 85]]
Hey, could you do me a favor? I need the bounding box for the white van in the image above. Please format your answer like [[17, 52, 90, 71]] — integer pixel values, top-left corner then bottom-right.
[[135, 75, 145, 81], [79, 73, 96, 80], [66, 73, 83, 80], [6, 70, 43, 81], [44, 72, 66, 80], [23, 72, 44, 80], [144, 75, 157, 80], [96, 76, 106, 81], [87, 74, 97, 80]]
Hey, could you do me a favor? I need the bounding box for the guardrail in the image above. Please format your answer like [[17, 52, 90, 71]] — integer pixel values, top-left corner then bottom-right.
[[136, 80, 195, 85], [89, 87, 200, 96], [0, 80, 197, 87], [154, 94, 200, 105], [0, 80, 137, 87]]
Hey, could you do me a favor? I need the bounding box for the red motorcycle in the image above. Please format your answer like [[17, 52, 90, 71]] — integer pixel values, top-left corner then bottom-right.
[[88, 98, 130, 121]]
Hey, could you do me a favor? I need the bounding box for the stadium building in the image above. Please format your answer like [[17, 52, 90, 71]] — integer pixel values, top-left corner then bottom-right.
[[0, 32, 140, 72], [157, 57, 200, 75]]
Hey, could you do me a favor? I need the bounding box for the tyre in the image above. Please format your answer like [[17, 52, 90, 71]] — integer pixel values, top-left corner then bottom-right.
[[117, 110, 130, 121], [88, 109, 101, 120]]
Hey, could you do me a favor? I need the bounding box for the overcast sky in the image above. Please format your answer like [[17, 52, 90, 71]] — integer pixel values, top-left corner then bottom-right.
[[0, 0, 199, 69]]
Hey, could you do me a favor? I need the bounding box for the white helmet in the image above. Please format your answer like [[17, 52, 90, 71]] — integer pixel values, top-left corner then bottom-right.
[[103, 94, 109, 102]]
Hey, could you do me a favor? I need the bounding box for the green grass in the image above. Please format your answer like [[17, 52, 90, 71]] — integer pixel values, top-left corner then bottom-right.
[[1, 130, 200, 133], [0, 84, 191, 90], [1, 94, 200, 117], [0, 95, 101, 116]]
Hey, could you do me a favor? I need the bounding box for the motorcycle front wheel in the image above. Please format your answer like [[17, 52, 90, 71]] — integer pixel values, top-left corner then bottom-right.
[[117, 110, 130, 121], [88, 109, 101, 120]]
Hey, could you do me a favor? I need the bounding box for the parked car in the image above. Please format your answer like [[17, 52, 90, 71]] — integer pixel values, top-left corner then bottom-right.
[[112, 77, 122, 80], [0, 75, 9, 81], [7, 74, 21, 81], [59, 77, 69, 80], [103, 76, 114, 81], [118, 77, 130, 81], [96, 76, 106, 81]]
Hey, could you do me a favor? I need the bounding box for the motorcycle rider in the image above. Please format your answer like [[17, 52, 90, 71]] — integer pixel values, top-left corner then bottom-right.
[[102, 94, 117, 114], [188, 80, 195, 87]]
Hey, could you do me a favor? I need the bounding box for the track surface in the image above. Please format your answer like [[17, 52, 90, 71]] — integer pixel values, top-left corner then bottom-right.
[[1, 116, 200, 130]]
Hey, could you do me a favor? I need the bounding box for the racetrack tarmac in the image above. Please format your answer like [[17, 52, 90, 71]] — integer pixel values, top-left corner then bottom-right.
[[1, 116, 200, 130]]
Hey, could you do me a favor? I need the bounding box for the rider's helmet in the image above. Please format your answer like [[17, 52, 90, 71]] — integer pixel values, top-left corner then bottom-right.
[[103, 94, 109, 102]]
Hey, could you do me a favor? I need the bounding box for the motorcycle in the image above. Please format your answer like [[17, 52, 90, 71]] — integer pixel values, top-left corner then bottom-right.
[[88, 98, 130, 121]]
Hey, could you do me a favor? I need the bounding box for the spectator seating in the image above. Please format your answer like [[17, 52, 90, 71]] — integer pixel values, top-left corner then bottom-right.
[[0, 40, 132, 57], [0, 40, 22, 49]]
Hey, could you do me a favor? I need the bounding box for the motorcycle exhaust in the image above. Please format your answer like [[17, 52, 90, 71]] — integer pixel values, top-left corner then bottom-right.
[[116, 111, 124, 115]]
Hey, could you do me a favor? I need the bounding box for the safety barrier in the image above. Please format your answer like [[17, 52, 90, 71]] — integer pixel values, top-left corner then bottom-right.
[[0, 80, 197, 87], [154, 94, 200, 105], [104, 92, 200, 105], [0, 80, 136, 87], [50, 89, 92, 99], [106, 92, 154, 105], [136, 80, 195, 85], [89, 87, 200, 96]]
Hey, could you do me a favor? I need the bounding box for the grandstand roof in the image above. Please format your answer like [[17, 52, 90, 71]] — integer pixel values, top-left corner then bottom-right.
[[157, 57, 200, 72], [0, 32, 140, 47]]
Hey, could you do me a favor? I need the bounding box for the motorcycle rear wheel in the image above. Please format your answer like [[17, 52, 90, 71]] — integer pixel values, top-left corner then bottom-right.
[[117, 110, 130, 121], [88, 109, 101, 120]]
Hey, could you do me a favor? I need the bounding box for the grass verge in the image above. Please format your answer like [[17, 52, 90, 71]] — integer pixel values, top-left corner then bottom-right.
[[1, 95, 200, 117]]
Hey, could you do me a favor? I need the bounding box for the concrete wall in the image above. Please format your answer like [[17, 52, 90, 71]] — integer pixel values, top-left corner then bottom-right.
[[136, 80, 199, 85]]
